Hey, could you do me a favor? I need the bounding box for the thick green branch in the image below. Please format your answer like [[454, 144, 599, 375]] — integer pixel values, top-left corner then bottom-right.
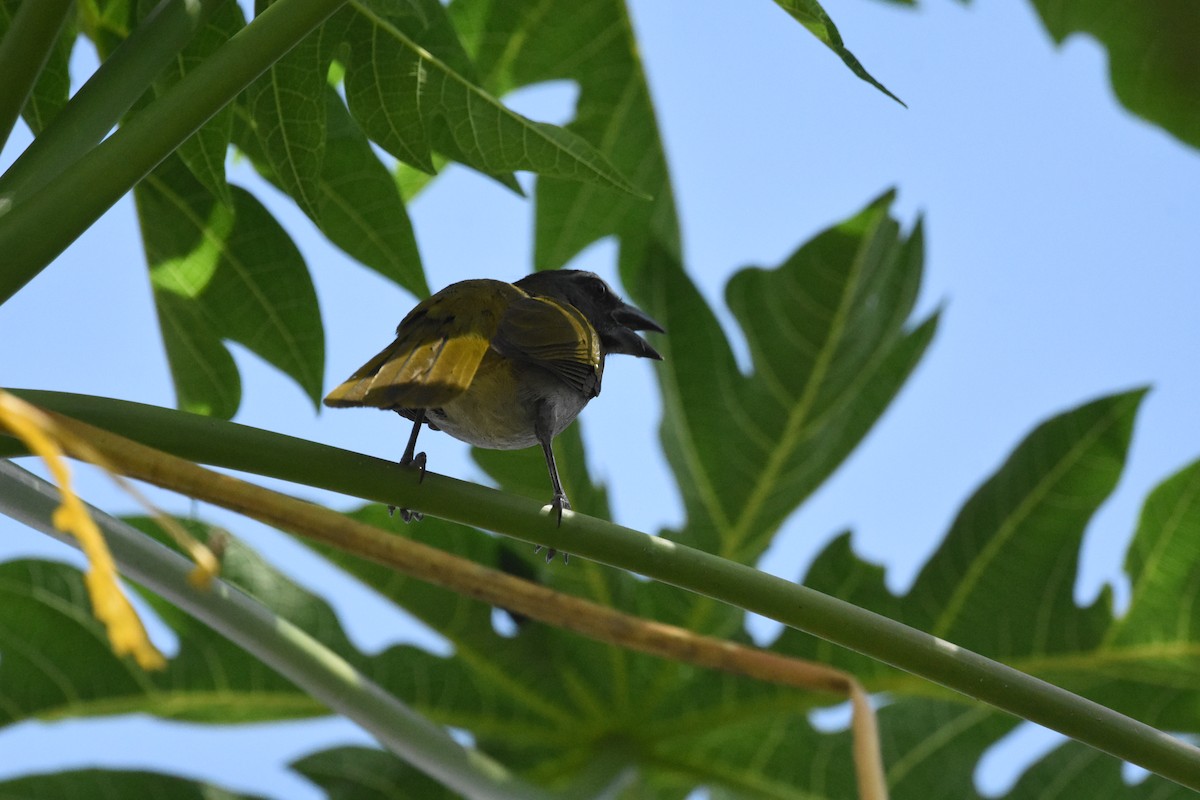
[[6, 389, 1200, 791], [0, 0, 347, 305], [0, 0, 227, 201], [0, 0, 72, 150]]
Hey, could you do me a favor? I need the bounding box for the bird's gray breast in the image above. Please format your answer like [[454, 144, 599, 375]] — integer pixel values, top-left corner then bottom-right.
[[426, 358, 598, 450]]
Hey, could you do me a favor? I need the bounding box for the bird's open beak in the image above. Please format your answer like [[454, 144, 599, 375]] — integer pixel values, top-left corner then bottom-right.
[[610, 303, 665, 360], [613, 304, 665, 334]]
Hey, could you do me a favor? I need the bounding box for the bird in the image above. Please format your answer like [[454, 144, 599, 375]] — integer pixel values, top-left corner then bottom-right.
[[323, 269, 664, 558]]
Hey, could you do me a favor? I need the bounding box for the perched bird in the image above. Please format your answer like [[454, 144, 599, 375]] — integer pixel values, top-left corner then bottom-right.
[[324, 270, 663, 553]]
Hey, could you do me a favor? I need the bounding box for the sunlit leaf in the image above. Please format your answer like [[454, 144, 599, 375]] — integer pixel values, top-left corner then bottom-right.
[[337, 0, 645, 197], [244, 17, 331, 217], [135, 155, 324, 417]]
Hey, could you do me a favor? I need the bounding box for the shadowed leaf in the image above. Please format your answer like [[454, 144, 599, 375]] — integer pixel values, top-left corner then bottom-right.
[[293, 747, 457, 799], [1029, 0, 1200, 150], [0, 770, 268, 800]]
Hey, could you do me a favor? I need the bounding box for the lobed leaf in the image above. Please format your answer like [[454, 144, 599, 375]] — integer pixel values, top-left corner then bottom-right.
[[776, 391, 1144, 674], [910, 390, 1142, 655], [1028, 0, 1200, 151], [232, 85, 429, 297], [135, 154, 324, 418], [763, 394, 1200, 796], [337, 0, 644, 197], [648, 195, 936, 561]]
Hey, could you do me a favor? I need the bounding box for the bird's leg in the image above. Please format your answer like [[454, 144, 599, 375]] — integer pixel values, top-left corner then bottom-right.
[[392, 410, 427, 523], [532, 427, 571, 563]]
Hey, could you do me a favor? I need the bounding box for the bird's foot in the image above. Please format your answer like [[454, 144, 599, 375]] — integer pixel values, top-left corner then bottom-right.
[[534, 545, 570, 564], [550, 492, 570, 525], [533, 493, 572, 563], [400, 451, 427, 480], [389, 451, 427, 522]]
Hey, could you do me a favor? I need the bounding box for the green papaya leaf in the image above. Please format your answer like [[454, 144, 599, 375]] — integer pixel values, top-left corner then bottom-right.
[[451, 0, 680, 271], [232, 85, 428, 297], [647, 194, 936, 561], [1003, 740, 1198, 799], [769, 0, 904, 105], [1028, 0, 1200, 151], [144, 0, 246, 202], [0, 769, 268, 800], [135, 154, 324, 418], [243, 18, 332, 218], [777, 391, 1144, 676], [292, 746, 457, 799], [1064, 458, 1200, 731], [336, 0, 645, 196], [0, 557, 318, 726], [313, 86, 428, 296], [755, 395, 1200, 795], [910, 390, 1138, 649]]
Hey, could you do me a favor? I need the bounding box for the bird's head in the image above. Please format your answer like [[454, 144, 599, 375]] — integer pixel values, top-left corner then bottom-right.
[[515, 270, 664, 360]]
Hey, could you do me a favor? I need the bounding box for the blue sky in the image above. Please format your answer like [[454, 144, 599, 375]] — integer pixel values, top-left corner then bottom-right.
[[2, 0, 1199, 796]]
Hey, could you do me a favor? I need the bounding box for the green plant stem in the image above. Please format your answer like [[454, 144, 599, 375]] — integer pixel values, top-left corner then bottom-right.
[[0, 0, 347, 305], [0, 0, 73, 151], [6, 389, 1200, 790], [0, 460, 552, 800], [0, 0, 226, 201]]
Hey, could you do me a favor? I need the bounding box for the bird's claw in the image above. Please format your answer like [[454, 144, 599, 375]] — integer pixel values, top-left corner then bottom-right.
[[385, 505, 424, 522], [390, 451, 427, 522], [401, 451, 427, 481], [533, 493, 572, 563], [551, 493, 570, 526], [533, 545, 570, 564]]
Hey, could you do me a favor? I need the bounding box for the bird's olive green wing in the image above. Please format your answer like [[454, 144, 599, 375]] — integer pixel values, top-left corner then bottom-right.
[[324, 279, 520, 409], [494, 296, 602, 397]]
